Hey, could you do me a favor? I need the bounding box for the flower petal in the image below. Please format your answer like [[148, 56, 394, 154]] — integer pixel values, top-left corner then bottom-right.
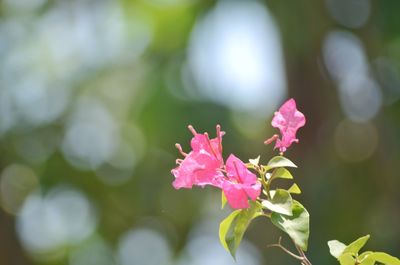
[[172, 152, 224, 189], [190, 130, 224, 162], [271, 98, 306, 152], [222, 154, 261, 209], [172, 152, 201, 189], [243, 182, 262, 201], [222, 181, 249, 209], [225, 154, 258, 184]]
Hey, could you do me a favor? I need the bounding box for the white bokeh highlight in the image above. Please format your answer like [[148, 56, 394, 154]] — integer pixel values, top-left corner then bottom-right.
[[0, 0, 152, 136], [325, 0, 370, 29], [17, 186, 98, 255], [323, 30, 382, 121], [177, 235, 261, 265], [62, 98, 119, 169], [187, 0, 287, 115], [117, 228, 172, 265]]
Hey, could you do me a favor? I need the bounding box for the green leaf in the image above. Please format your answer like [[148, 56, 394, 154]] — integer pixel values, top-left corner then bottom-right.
[[359, 258, 374, 265], [271, 168, 294, 180], [328, 240, 347, 258], [262, 189, 293, 216], [219, 210, 241, 253], [249, 156, 260, 167], [221, 192, 227, 209], [288, 183, 301, 194], [359, 251, 375, 265], [362, 252, 400, 265], [219, 201, 263, 258], [246, 156, 261, 170], [264, 156, 297, 171], [343, 235, 370, 255], [358, 251, 373, 261], [329, 235, 370, 264], [338, 253, 356, 265], [269, 189, 276, 197], [330, 236, 400, 265], [271, 200, 309, 250]]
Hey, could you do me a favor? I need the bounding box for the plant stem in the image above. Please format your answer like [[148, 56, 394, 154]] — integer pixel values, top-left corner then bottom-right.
[[257, 169, 270, 199], [267, 237, 303, 260], [267, 237, 312, 265], [294, 243, 312, 265]]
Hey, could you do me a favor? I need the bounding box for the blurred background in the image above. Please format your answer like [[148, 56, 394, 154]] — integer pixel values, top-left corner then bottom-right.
[[0, 0, 399, 264]]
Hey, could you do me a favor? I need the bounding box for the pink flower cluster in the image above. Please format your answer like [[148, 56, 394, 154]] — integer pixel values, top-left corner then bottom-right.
[[172, 125, 261, 209], [171, 99, 305, 209], [265, 98, 306, 153]]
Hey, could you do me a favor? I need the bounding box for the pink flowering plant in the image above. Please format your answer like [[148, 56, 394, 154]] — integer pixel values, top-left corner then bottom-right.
[[171, 99, 400, 265]]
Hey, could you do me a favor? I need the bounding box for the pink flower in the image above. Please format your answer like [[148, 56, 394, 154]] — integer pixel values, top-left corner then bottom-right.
[[172, 125, 224, 189], [265, 98, 306, 153], [222, 154, 261, 209]]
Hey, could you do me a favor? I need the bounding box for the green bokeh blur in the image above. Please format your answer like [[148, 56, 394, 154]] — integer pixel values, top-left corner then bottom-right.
[[0, 0, 399, 264]]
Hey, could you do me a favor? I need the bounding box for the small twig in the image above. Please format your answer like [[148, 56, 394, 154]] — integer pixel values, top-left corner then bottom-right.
[[267, 237, 304, 261], [267, 237, 313, 265], [294, 243, 312, 265]]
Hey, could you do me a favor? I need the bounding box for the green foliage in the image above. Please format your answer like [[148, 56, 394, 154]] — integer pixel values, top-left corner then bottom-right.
[[220, 154, 311, 257], [264, 156, 297, 171], [271, 200, 310, 251], [338, 253, 356, 265], [219, 152, 399, 264], [358, 251, 374, 261], [328, 240, 347, 258], [248, 156, 260, 167], [344, 235, 370, 254], [362, 252, 400, 265], [328, 235, 400, 265], [262, 189, 293, 216], [288, 183, 301, 194], [219, 201, 263, 258], [270, 167, 294, 180], [219, 210, 241, 255]]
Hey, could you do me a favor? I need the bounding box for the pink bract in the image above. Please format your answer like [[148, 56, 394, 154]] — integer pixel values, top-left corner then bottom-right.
[[269, 98, 306, 153], [172, 125, 224, 189], [222, 154, 261, 209]]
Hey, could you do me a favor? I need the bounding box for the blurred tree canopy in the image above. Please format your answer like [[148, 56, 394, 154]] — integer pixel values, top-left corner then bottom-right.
[[0, 0, 399, 265]]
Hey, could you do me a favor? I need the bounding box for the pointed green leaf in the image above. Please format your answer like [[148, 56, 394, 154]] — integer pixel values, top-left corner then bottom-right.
[[221, 192, 227, 209], [271, 200, 309, 251], [262, 189, 293, 216], [359, 258, 375, 265], [359, 251, 374, 265], [264, 156, 297, 171], [328, 240, 347, 258], [343, 235, 370, 255], [219, 201, 263, 258], [358, 251, 373, 261], [330, 236, 400, 265], [271, 168, 294, 180], [288, 183, 301, 194], [362, 252, 400, 265], [249, 156, 260, 167], [219, 210, 241, 253], [268, 189, 276, 197], [246, 156, 261, 170], [338, 253, 356, 265]]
